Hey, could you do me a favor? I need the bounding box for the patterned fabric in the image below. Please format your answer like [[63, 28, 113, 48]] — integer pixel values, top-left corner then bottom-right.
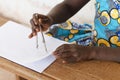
[[95, 0, 120, 47], [46, 0, 120, 47], [46, 21, 94, 46]]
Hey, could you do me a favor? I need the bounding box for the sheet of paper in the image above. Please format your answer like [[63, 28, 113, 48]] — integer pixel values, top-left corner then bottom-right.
[[0, 21, 68, 73]]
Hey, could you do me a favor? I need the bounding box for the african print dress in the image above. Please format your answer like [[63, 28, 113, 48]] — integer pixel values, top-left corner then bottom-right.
[[46, 0, 120, 47]]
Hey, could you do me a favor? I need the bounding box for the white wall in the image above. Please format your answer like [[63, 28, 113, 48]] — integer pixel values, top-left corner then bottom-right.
[[0, 0, 96, 27]]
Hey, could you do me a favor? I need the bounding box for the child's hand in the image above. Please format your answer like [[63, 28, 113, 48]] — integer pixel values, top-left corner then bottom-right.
[[29, 13, 52, 38], [53, 44, 95, 63]]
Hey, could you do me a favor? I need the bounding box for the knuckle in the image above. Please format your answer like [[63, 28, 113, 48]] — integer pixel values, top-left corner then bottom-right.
[[61, 44, 70, 49], [30, 19, 33, 23], [33, 13, 39, 17], [62, 44, 68, 47], [73, 53, 79, 57]]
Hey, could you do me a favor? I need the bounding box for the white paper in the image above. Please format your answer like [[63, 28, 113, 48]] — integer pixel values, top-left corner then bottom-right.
[[0, 21, 68, 73]]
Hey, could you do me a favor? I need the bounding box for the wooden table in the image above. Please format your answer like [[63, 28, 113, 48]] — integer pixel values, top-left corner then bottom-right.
[[1, 17, 120, 80]]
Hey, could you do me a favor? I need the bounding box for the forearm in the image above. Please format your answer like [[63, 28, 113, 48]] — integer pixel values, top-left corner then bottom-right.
[[47, 0, 90, 24], [94, 47, 120, 62]]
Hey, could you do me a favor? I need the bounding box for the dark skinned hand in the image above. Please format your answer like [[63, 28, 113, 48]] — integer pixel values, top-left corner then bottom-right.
[[29, 13, 52, 38], [53, 44, 95, 63]]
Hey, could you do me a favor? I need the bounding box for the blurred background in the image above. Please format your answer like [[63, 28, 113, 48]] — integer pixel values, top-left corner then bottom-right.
[[0, 0, 96, 27]]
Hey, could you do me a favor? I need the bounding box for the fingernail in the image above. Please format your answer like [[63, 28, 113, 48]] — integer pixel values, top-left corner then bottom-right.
[[28, 34, 33, 38], [62, 61, 67, 64], [54, 55, 58, 59], [36, 29, 40, 32], [33, 33, 36, 36], [38, 19, 41, 22], [34, 22, 37, 25], [53, 51, 57, 55], [28, 36, 31, 38]]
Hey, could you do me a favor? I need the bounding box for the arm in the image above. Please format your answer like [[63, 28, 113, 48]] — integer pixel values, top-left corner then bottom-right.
[[53, 44, 120, 63], [29, 0, 90, 38], [47, 0, 90, 24], [94, 47, 120, 62]]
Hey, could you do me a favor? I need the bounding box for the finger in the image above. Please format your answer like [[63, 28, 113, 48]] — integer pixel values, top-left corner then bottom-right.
[[60, 51, 73, 58], [38, 19, 49, 31], [53, 51, 58, 55], [33, 17, 38, 26], [39, 25, 48, 31], [62, 60, 67, 64], [28, 33, 33, 38], [53, 46, 66, 55], [53, 44, 69, 56], [55, 44, 69, 53], [38, 15, 50, 28], [32, 26, 37, 36], [33, 17, 40, 32], [43, 25, 49, 31], [30, 19, 37, 36], [33, 13, 40, 25], [30, 19, 36, 32], [72, 52, 80, 58], [40, 18, 50, 24], [28, 28, 37, 38], [72, 53, 81, 62], [33, 13, 39, 19], [53, 50, 72, 59], [62, 56, 78, 63]]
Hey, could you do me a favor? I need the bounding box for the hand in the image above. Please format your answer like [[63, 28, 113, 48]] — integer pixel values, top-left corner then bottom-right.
[[29, 13, 53, 38], [53, 44, 95, 63]]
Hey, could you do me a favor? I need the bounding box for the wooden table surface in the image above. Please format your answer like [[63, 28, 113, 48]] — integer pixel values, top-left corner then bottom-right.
[[1, 17, 120, 80]]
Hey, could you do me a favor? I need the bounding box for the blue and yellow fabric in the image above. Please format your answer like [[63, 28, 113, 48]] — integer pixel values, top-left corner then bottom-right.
[[95, 0, 120, 47], [46, 21, 94, 46], [46, 0, 120, 47]]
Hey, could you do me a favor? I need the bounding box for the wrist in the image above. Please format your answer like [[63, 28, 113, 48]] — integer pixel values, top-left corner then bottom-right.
[[47, 15, 54, 25], [89, 46, 98, 60], [91, 47, 105, 60]]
